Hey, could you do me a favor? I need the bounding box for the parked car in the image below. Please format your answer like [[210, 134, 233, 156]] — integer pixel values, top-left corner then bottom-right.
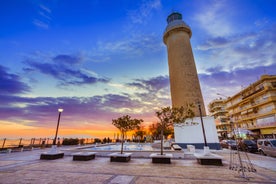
[[220, 139, 237, 150], [257, 139, 276, 157], [238, 139, 258, 153]]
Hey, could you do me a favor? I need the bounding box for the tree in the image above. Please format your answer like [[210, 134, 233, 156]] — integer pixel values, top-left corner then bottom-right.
[[148, 122, 174, 140], [155, 104, 195, 155], [112, 115, 143, 154], [133, 125, 147, 142]]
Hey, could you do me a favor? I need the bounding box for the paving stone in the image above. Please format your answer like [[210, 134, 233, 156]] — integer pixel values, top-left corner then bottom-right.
[[0, 147, 275, 184]]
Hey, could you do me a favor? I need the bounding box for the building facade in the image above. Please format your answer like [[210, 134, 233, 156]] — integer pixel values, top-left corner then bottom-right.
[[211, 75, 276, 139], [208, 98, 229, 139], [163, 12, 206, 116]]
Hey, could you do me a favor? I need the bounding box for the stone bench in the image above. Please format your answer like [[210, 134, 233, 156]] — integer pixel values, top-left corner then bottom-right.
[[40, 152, 64, 160], [194, 153, 223, 166], [109, 152, 132, 162], [150, 153, 173, 164], [73, 152, 96, 161], [172, 144, 182, 151]]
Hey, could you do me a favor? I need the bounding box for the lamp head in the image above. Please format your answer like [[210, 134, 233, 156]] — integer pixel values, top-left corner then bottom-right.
[[58, 108, 63, 112]]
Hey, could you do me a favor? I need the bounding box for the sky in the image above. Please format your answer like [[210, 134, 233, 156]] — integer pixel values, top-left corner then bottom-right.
[[0, 0, 275, 139]]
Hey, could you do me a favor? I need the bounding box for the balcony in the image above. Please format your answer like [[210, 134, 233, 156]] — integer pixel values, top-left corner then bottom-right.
[[241, 86, 264, 100], [232, 97, 275, 118], [247, 122, 276, 129]]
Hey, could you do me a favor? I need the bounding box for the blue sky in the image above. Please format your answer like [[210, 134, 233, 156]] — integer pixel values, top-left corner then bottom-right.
[[0, 0, 275, 138]]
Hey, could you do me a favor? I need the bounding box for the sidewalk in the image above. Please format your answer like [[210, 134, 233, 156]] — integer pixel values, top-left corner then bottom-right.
[[0, 148, 275, 184]]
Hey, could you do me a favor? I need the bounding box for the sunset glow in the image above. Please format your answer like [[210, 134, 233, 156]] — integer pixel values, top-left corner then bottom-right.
[[0, 0, 275, 139]]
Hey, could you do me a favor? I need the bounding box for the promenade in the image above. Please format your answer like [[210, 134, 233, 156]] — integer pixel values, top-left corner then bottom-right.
[[0, 147, 275, 184]]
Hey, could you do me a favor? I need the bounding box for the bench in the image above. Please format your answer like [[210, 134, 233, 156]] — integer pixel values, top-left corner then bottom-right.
[[194, 153, 223, 166], [40, 152, 64, 160], [73, 152, 96, 161], [150, 153, 173, 164], [109, 152, 132, 162], [171, 144, 182, 151]]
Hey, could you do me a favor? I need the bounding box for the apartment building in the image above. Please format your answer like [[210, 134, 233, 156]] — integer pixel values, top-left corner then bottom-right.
[[208, 98, 230, 139], [224, 75, 276, 138]]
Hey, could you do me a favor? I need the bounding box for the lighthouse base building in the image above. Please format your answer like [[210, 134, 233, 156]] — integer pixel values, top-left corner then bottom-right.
[[174, 117, 220, 150]]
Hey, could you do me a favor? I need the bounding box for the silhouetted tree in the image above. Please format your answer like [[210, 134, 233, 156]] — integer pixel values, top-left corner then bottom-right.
[[93, 138, 101, 144], [133, 126, 146, 142], [103, 137, 107, 144]]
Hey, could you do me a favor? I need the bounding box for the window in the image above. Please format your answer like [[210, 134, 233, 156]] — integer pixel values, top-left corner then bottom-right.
[[257, 141, 263, 146], [264, 141, 271, 146]]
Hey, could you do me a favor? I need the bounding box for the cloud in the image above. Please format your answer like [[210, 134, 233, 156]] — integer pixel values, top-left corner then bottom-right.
[[0, 74, 172, 129], [193, 0, 234, 37], [33, 4, 52, 29], [196, 24, 276, 74], [0, 93, 147, 129], [0, 65, 30, 95], [95, 33, 163, 60], [128, 75, 170, 92], [84, 1, 163, 63], [127, 75, 171, 109], [53, 55, 82, 65], [128, 0, 161, 24], [32, 19, 49, 29], [196, 37, 231, 51], [23, 54, 110, 86], [39, 4, 51, 14], [199, 62, 276, 113]]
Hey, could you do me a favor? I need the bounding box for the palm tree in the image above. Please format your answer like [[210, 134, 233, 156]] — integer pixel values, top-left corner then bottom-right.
[[112, 115, 143, 154], [155, 104, 195, 155]]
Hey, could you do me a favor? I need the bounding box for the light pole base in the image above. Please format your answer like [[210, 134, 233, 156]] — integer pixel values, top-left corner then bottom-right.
[[50, 145, 58, 153], [203, 146, 210, 155]]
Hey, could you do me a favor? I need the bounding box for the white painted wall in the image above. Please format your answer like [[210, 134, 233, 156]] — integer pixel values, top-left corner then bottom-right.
[[174, 116, 219, 144]]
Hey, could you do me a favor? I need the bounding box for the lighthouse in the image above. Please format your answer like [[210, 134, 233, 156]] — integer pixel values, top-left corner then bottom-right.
[[163, 12, 206, 116], [164, 12, 220, 150]]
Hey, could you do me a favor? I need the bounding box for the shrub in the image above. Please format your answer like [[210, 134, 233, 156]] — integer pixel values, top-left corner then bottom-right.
[[62, 138, 79, 145], [93, 138, 101, 144]]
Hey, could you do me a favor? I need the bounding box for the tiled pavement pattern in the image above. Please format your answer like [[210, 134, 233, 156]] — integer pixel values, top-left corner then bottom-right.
[[0, 148, 275, 184]]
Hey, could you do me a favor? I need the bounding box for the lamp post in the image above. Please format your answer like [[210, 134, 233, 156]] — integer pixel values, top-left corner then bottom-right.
[[197, 101, 207, 147], [53, 108, 63, 145]]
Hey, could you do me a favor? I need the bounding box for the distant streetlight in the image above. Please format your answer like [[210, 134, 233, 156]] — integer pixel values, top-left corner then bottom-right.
[[197, 101, 207, 147], [53, 108, 63, 145]]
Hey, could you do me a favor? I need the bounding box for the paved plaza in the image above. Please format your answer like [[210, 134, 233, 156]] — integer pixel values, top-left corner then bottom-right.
[[0, 147, 275, 184]]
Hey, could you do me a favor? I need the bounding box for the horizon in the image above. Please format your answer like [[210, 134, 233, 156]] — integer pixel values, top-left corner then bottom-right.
[[1, 0, 275, 139]]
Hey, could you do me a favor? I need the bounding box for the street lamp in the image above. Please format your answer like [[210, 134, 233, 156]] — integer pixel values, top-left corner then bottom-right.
[[53, 108, 63, 145], [197, 101, 207, 147]]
